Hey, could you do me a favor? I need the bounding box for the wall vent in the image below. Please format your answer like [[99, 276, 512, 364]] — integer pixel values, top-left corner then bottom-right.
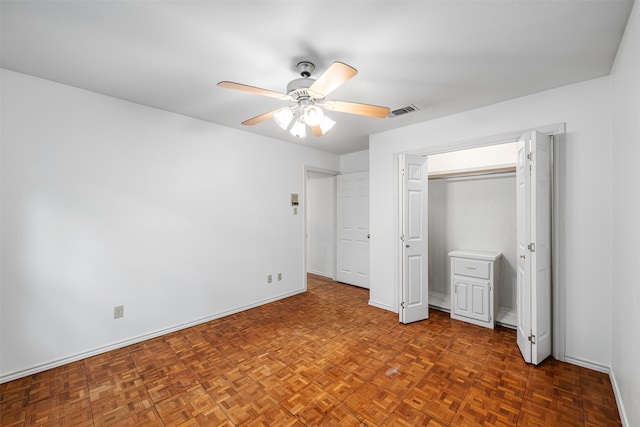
[[389, 104, 419, 117]]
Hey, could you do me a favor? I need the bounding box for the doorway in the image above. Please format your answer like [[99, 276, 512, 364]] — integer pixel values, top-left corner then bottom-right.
[[427, 142, 518, 326], [305, 170, 337, 280]]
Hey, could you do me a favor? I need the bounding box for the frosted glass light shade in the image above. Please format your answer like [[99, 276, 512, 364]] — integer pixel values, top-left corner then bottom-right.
[[274, 108, 294, 129], [303, 105, 324, 126], [318, 116, 336, 135], [290, 120, 306, 138]]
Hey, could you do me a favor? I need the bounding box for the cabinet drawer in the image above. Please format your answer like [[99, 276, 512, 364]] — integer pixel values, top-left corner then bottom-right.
[[453, 258, 490, 279]]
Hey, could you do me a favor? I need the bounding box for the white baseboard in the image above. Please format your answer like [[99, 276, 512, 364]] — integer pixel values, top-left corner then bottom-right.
[[564, 354, 610, 374], [428, 291, 450, 311], [0, 289, 305, 384], [306, 270, 333, 279], [609, 366, 630, 427], [496, 307, 517, 328], [564, 356, 629, 426], [368, 299, 397, 313]]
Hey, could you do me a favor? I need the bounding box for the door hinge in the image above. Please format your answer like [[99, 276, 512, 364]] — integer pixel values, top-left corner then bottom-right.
[[528, 334, 536, 344], [401, 301, 405, 309], [400, 234, 405, 242], [528, 243, 536, 252], [527, 153, 533, 161]]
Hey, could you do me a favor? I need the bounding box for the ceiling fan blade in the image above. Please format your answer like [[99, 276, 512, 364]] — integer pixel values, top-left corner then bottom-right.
[[323, 100, 390, 118], [241, 109, 279, 126], [311, 125, 323, 137], [218, 81, 292, 101], [308, 62, 357, 99]]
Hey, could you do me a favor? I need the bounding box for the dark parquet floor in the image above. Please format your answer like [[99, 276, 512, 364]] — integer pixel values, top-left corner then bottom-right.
[[0, 274, 621, 426]]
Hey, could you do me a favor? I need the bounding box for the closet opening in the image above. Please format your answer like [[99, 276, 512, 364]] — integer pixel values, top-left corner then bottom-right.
[[427, 142, 518, 328], [396, 123, 566, 362]]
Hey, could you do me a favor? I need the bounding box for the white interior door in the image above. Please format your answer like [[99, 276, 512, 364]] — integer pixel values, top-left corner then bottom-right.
[[516, 137, 532, 362], [336, 172, 369, 288], [516, 131, 552, 365], [400, 154, 429, 324]]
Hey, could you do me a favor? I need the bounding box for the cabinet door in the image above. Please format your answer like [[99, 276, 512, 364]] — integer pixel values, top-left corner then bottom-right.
[[452, 276, 490, 323]]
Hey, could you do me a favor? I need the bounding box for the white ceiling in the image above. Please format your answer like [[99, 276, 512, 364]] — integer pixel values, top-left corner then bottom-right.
[[1, 1, 634, 155]]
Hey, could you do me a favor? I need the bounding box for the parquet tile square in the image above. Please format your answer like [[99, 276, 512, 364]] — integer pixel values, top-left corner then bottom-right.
[[314, 402, 361, 426], [281, 383, 339, 425], [402, 383, 463, 424], [240, 404, 303, 427], [154, 385, 219, 426], [0, 274, 623, 426], [1, 406, 27, 427], [23, 394, 60, 426], [382, 401, 447, 426], [315, 365, 365, 401], [216, 382, 278, 425], [342, 381, 403, 425]]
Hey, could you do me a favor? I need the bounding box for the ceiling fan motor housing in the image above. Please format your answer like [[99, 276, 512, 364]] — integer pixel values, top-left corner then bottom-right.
[[287, 78, 316, 101]]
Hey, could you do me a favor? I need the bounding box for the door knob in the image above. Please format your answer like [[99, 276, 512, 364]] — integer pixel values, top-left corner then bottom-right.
[[520, 255, 526, 259], [405, 244, 410, 248]]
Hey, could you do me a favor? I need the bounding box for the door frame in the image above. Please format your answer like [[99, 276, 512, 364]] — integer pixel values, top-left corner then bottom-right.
[[303, 166, 340, 291], [394, 123, 566, 361]]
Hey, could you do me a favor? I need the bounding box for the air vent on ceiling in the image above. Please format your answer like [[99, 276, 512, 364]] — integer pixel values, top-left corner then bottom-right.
[[389, 104, 419, 117]]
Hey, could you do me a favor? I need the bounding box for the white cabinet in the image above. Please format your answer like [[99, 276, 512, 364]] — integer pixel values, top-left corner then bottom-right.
[[449, 250, 502, 329]]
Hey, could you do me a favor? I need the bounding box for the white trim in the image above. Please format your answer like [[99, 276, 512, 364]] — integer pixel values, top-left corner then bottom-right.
[[428, 290, 450, 311], [551, 131, 567, 362], [368, 299, 397, 312], [497, 306, 517, 328], [306, 270, 333, 279], [610, 366, 631, 427], [0, 289, 304, 384], [394, 123, 566, 361], [564, 354, 610, 374]]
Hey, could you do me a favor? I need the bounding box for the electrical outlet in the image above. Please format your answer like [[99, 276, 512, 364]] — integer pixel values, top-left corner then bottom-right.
[[114, 305, 124, 319], [267, 275, 272, 284], [277, 273, 282, 281]]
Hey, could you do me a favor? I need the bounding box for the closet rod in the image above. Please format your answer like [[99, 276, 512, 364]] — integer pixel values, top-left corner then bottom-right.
[[428, 166, 516, 181]]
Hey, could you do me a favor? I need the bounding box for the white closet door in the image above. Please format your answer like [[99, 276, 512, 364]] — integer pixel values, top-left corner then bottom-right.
[[516, 131, 552, 365], [336, 172, 369, 288], [400, 154, 429, 324], [531, 132, 552, 364]]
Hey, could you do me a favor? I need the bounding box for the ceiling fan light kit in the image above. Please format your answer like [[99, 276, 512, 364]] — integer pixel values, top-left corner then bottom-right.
[[218, 60, 390, 139], [274, 108, 294, 129], [290, 118, 307, 138]]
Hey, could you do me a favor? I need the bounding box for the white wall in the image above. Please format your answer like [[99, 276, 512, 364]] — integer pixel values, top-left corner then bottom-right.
[[339, 149, 369, 173], [0, 69, 339, 382], [306, 173, 335, 277], [610, 2, 640, 426], [370, 76, 613, 368]]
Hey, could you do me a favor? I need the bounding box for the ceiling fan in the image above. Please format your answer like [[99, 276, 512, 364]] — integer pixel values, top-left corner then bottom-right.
[[217, 61, 390, 138]]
